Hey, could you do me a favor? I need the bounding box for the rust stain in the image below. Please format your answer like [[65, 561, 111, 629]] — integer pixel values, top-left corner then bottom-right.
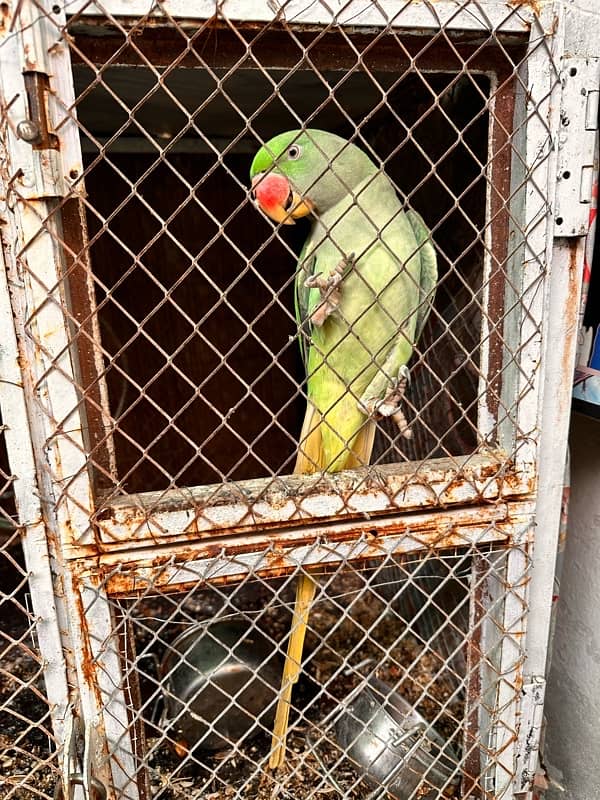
[[508, 0, 542, 14], [567, 236, 579, 277], [100, 511, 515, 598], [95, 452, 525, 549], [558, 238, 582, 419], [486, 76, 518, 437], [0, 2, 10, 33], [502, 465, 536, 496], [70, 571, 98, 686]]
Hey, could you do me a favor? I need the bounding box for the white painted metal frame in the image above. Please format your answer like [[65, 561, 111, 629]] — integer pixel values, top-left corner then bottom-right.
[[65, 0, 535, 34], [61, 1, 541, 560], [0, 175, 72, 761], [0, 1, 139, 796]]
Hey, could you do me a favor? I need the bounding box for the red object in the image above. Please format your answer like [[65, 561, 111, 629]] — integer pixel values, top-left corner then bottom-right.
[[252, 172, 290, 212]]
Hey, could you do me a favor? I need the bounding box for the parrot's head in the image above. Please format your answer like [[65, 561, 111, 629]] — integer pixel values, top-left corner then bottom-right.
[[250, 129, 377, 225]]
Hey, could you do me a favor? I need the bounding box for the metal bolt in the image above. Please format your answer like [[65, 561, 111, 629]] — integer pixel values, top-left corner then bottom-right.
[[16, 119, 41, 143]]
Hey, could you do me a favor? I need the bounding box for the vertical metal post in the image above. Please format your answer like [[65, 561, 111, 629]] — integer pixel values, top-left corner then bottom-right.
[[0, 1, 139, 797], [510, 5, 563, 473], [0, 197, 72, 756]]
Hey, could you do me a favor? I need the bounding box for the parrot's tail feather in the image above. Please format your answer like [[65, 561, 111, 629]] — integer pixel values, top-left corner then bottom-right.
[[274, 408, 375, 770], [295, 402, 377, 474], [343, 418, 377, 470], [294, 401, 323, 474], [269, 573, 317, 769]]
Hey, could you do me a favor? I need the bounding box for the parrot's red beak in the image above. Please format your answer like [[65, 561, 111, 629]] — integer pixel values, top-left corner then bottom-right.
[[251, 172, 314, 224]]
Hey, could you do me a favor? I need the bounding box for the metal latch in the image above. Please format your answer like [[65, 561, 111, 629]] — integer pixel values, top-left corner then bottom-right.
[[554, 57, 600, 237], [0, 0, 71, 199], [17, 72, 59, 151], [513, 676, 546, 794]]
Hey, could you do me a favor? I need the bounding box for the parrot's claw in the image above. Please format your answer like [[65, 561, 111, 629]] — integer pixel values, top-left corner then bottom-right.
[[304, 253, 355, 327], [392, 408, 413, 439], [359, 366, 412, 439]]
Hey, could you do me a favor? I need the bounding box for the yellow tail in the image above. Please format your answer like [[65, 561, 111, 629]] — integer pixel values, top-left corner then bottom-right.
[[293, 401, 376, 474], [270, 403, 377, 768]]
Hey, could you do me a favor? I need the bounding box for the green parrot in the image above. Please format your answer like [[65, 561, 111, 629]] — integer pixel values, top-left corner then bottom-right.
[[250, 128, 437, 475], [250, 130, 437, 770]]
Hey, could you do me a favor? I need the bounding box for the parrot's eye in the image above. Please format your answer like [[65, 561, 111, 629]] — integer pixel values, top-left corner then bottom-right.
[[287, 144, 302, 160]]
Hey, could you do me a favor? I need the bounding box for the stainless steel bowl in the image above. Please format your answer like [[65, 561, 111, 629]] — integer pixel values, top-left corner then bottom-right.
[[160, 620, 282, 752], [332, 677, 459, 799]]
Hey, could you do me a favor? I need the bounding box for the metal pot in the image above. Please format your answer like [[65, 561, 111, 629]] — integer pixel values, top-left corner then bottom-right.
[[332, 677, 459, 799], [160, 620, 282, 752]]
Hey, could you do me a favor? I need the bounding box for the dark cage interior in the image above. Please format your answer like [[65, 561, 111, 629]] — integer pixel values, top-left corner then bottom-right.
[[107, 545, 512, 800], [71, 30, 494, 493]]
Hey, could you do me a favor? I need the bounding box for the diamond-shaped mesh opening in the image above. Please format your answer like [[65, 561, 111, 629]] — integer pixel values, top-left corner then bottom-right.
[[86, 536, 528, 799], [78, 64, 489, 490], [0, 3, 554, 798], [0, 425, 57, 799], [24, 2, 545, 507]]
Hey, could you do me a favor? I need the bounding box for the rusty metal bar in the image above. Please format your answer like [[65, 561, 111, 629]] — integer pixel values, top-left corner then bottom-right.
[[84, 500, 535, 598], [0, 185, 72, 759], [68, 25, 527, 72], [60, 195, 118, 495], [461, 553, 489, 799], [93, 452, 533, 549], [0, 2, 139, 797]]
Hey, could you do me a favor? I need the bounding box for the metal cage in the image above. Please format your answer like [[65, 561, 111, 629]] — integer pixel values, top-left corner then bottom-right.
[[0, 1, 598, 798]]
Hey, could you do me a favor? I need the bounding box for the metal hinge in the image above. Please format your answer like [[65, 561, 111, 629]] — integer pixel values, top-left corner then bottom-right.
[[513, 676, 546, 795], [554, 57, 600, 237], [56, 708, 108, 800]]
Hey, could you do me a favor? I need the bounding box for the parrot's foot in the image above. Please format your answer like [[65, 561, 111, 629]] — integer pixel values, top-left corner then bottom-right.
[[304, 252, 354, 326], [359, 365, 413, 439]]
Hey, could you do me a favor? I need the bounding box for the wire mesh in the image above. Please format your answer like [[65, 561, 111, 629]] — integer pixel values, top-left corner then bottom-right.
[[85, 535, 529, 799], [0, 1, 561, 798], [0, 426, 57, 800], [1, 0, 555, 502]]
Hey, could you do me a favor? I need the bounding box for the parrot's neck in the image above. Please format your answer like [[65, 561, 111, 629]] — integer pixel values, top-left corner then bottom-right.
[[312, 171, 400, 242]]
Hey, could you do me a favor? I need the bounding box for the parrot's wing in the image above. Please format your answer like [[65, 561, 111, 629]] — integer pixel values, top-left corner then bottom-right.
[[406, 209, 438, 342], [294, 251, 316, 368]]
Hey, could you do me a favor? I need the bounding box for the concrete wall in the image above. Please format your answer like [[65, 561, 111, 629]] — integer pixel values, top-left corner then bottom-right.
[[544, 412, 600, 800]]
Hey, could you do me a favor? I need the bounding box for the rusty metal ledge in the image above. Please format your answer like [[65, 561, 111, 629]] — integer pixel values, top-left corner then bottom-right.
[[91, 451, 534, 552], [83, 497, 535, 598]]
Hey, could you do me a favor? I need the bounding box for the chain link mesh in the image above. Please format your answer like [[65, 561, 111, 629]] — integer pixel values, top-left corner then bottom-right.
[[15, 0, 550, 500], [86, 535, 529, 799], [0, 0, 558, 797], [0, 427, 57, 799]]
